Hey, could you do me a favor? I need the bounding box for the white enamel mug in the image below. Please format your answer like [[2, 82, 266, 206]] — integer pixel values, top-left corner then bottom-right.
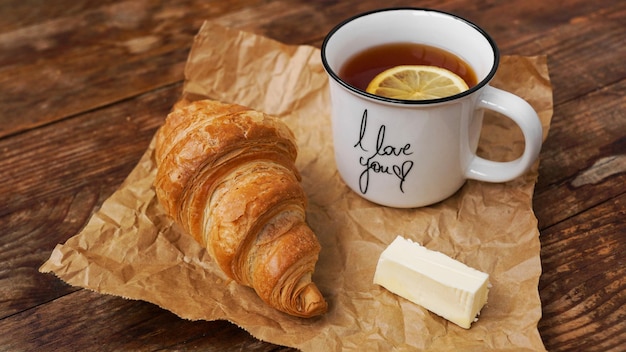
[[321, 8, 543, 208]]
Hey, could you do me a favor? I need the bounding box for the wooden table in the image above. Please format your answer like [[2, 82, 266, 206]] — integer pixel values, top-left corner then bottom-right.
[[1, 1, 624, 351]]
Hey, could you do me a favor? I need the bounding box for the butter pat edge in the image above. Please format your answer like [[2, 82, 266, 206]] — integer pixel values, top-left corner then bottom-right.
[[373, 236, 490, 329]]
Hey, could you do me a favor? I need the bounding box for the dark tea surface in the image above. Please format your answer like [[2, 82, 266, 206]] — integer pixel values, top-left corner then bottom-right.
[[339, 42, 478, 91]]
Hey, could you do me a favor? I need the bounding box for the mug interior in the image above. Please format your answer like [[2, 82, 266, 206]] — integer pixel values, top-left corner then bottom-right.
[[321, 8, 499, 104]]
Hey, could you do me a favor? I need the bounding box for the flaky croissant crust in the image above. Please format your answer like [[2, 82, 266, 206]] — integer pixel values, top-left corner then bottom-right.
[[154, 99, 327, 318]]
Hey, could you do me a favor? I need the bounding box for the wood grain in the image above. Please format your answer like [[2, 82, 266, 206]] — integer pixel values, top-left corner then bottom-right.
[[0, 83, 178, 214], [0, 289, 291, 351], [1, 0, 625, 351], [0, 1, 197, 138], [533, 79, 626, 227], [539, 193, 626, 351]]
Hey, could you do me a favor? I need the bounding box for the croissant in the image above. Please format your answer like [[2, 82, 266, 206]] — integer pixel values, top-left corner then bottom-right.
[[154, 99, 327, 318]]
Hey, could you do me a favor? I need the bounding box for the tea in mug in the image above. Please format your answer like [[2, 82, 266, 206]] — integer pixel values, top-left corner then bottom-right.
[[339, 42, 478, 92]]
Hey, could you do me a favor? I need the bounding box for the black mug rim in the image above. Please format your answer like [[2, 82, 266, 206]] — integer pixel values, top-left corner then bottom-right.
[[321, 7, 500, 105]]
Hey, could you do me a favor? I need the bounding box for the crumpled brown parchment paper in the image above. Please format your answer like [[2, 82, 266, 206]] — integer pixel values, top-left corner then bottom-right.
[[41, 21, 553, 351]]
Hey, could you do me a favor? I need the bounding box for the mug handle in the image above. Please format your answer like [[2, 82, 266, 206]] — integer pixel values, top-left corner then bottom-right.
[[465, 85, 543, 182]]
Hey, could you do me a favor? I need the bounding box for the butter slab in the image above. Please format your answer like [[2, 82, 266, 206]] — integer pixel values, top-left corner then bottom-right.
[[373, 236, 489, 329]]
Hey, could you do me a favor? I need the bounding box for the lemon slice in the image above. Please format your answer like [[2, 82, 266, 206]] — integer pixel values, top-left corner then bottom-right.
[[366, 65, 469, 100]]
